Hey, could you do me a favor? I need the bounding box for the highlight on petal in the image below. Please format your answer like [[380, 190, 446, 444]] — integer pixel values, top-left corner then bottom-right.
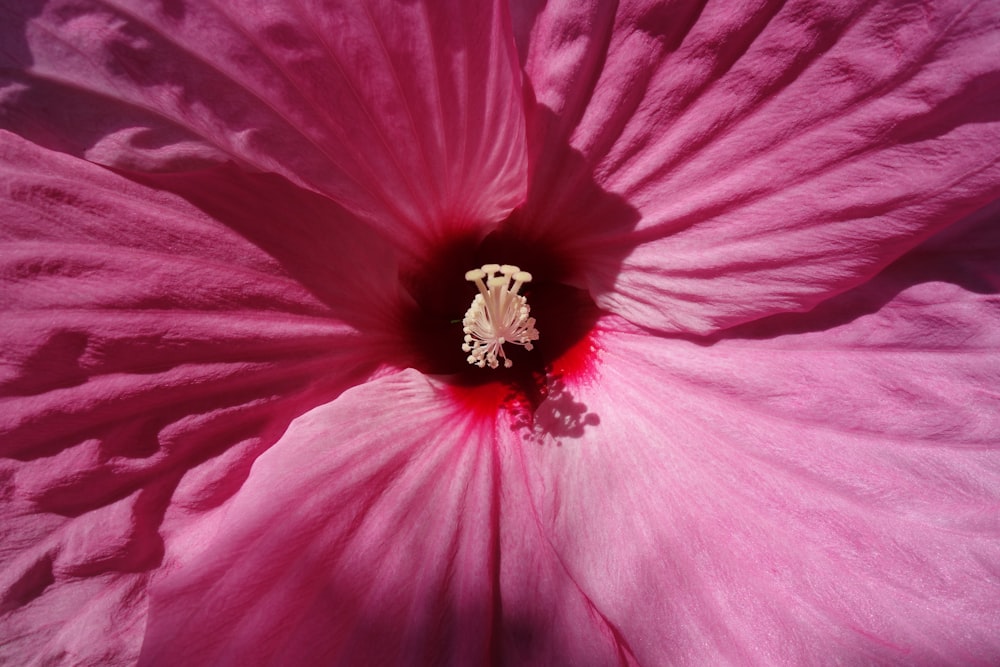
[[0, 0, 528, 255], [511, 0, 1000, 334], [516, 254, 1000, 664], [0, 133, 401, 663]]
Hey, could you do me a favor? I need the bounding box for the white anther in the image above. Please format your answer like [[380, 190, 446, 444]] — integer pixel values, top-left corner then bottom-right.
[[461, 263, 540, 369]]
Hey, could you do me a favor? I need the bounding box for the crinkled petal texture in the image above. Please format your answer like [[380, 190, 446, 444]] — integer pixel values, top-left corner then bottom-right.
[[511, 0, 1000, 334], [514, 239, 1000, 664], [0, 0, 527, 256], [0, 134, 405, 665]]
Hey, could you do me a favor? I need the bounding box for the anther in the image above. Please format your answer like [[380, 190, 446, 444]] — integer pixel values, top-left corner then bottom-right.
[[461, 263, 540, 369]]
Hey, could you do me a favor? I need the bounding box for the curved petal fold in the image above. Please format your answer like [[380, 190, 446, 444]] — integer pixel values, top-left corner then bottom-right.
[[0, 134, 399, 663], [517, 254, 1000, 663], [1, 0, 528, 255], [493, 421, 637, 666], [512, 0, 1000, 334]]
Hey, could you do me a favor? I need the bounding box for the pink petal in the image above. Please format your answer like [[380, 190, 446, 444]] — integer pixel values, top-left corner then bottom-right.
[[140, 369, 635, 665], [517, 258, 1000, 662], [512, 0, 1000, 334], [138, 370, 499, 665], [0, 134, 400, 663], [1, 0, 527, 256], [493, 421, 635, 665]]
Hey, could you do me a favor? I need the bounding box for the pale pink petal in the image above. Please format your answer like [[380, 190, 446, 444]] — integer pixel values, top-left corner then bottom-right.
[[1, 0, 527, 255], [0, 134, 401, 664], [511, 0, 1000, 334], [493, 421, 635, 666], [516, 256, 1000, 662]]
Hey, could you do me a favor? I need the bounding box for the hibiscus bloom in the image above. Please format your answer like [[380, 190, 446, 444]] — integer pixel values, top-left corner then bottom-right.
[[2, 0, 1000, 664]]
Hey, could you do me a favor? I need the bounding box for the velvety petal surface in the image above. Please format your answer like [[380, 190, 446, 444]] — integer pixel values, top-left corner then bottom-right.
[[515, 245, 1000, 663], [0, 0, 527, 256], [0, 133, 402, 664], [511, 0, 1000, 334]]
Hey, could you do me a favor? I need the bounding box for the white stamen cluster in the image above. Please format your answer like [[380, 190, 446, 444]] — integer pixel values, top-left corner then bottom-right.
[[462, 264, 539, 369]]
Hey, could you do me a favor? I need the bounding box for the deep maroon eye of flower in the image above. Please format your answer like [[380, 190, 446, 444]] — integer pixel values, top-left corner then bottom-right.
[[401, 224, 602, 399]]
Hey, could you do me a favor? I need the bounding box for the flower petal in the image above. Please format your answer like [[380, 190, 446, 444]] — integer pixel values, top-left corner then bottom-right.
[[140, 369, 639, 664], [1, 0, 527, 254], [0, 134, 399, 663], [517, 261, 1000, 662], [493, 421, 635, 665], [512, 0, 1000, 334], [137, 370, 502, 665]]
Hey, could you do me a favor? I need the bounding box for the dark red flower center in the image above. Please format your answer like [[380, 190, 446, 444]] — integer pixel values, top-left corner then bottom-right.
[[400, 223, 602, 414]]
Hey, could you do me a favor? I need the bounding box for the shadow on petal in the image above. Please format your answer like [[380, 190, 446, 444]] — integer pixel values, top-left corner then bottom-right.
[[718, 198, 1000, 343], [131, 165, 409, 336]]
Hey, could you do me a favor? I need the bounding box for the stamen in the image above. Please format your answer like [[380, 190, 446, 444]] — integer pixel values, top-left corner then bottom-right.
[[462, 263, 540, 369]]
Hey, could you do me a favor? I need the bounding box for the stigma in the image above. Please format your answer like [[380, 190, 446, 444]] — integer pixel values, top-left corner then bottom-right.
[[462, 264, 540, 369]]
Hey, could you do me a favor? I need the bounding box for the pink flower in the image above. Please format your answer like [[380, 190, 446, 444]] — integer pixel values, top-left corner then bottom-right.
[[2, 0, 1000, 664]]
